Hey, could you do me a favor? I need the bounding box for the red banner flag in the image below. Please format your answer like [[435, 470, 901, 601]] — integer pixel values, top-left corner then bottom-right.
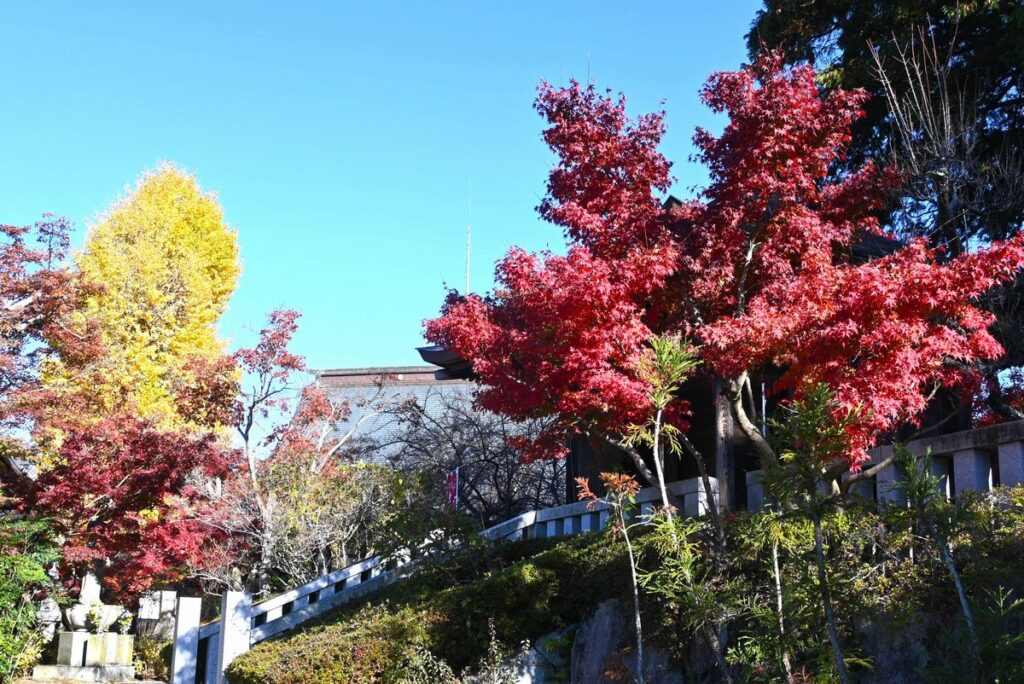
[[446, 467, 459, 507]]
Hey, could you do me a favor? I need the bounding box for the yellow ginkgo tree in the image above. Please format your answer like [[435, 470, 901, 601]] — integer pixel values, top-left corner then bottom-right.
[[46, 163, 241, 428]]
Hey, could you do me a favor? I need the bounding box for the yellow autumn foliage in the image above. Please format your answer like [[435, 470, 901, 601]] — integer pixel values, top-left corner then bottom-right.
[[47, 164, 241, 427]]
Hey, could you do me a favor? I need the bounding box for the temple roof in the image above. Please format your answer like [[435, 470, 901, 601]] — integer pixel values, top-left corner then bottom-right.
[[416, 345, 474, 380]]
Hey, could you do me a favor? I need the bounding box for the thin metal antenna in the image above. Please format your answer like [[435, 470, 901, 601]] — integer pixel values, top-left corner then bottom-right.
[[465, 178, 472, 293]]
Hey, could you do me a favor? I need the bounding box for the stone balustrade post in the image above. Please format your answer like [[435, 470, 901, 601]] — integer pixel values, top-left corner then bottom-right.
[[170, 597, 202, 684], [997, 441, 1024, 487], [686, 479, 718, 517], [952, 448, 993, 495], [214, 591, 252, 684], [875, 462, 905, 505]]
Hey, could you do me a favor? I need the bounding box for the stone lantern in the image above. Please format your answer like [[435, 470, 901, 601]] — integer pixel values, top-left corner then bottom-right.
[[32, 573, 136, 682]]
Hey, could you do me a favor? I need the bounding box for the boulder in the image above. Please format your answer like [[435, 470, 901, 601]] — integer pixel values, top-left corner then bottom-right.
[[858, 615, 930, 684], [570, 599, 683, 684], [488, 625, 574, 684]]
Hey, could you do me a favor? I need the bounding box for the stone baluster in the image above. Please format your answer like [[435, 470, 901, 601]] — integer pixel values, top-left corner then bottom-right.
[[170, 597, 202, 684], [929, 455, 953, 499], [203, 631, 220, 684], [997, 441, 1024, 487], [745, 470, 765, 511], [952, 448, 993, 495]]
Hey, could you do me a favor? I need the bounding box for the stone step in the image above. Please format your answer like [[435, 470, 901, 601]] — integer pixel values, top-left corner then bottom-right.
[[16, 680, 162, 684], [25, 664, 139, 683]]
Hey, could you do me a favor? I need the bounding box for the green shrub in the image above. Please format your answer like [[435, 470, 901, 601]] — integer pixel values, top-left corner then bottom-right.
[[227, 605, 430, 684], [399, 644, 458, 684], [227, 487, 1024, 683], [0, 510, 60, 682], [133, 637, 172, 681], [227, 533, 633, 683]]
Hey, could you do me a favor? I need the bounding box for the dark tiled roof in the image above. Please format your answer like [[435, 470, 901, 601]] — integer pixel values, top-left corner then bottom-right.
[[417, 345, 474, 380]]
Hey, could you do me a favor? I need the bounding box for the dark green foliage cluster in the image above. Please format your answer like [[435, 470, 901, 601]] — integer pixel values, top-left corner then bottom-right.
[[227, 483, 1024, 683], [0, 509, 60, 681], [749, 0, 1024, 199], [630, 488, 1024, 682], [225, 536, 634, 683]]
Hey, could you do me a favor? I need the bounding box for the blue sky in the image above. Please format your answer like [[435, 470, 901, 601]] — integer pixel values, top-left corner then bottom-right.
[[1, 1, 761, 370]]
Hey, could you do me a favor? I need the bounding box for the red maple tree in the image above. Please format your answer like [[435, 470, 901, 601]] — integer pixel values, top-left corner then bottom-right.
[[426, 54, 1024, 486], [0, 216, 102, 450], [32, 415, 232, 599]]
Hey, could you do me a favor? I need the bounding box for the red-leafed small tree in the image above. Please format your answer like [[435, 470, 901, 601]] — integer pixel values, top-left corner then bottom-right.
[[676, 55, 1024, 479], [427, 84, 683, 504], [31, 415, 232, 601], [0, 216, 102, 471], [194, 310, 396, 594], [426, 53, 1024, 509]]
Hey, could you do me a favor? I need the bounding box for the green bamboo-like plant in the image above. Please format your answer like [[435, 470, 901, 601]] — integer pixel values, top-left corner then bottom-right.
[[736, 509, 809, 681], [765, 384, 861, 684], [626, 335, 725, 548], [641, 514, 737, 683], [887, 446, 980, 658], [577, 472, 649, 684]]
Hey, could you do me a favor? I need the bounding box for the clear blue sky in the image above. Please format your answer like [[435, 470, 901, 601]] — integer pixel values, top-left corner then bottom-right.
[[1, 1, 761, 370]]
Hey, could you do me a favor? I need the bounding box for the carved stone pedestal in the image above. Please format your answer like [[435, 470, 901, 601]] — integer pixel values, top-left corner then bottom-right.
[[32, 632, 135, 682], [29, 664, 135, 683]]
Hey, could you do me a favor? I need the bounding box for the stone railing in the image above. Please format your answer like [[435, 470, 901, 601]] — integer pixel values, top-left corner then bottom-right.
[[481, 477, 718, 544], [175, 556, 398, 684], [169, 475, 718, 684], [745, 420, 1024, 509]]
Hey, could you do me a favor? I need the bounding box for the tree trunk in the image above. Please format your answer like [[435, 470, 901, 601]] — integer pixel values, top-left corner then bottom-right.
[[771, 539, 794, 682], [812, 511, 850, 684], [938, 538, 979, 657], [726, 375, 777, 469], [652, 408, 681, 550], [651, 408, 674, 520], [701, 624, 734, 684], [681, 434, 726, 551], [620, 508, 645, 684], [249, 533, 273, 597]]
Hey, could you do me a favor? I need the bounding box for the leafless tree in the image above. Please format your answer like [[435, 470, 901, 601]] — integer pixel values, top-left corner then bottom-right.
[[192, 367, 397, 596], [189, 459, 397, 594], [871, 24, 1024, 257], [872, 24, 1024, 419], [379, 387, 566, 528]]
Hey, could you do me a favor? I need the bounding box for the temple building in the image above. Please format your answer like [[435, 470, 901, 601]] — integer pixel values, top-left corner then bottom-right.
[[312, 364, 474, 464]]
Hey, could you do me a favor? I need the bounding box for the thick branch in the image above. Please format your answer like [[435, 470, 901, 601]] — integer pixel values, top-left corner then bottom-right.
[[838, 452, 896, 495], [678, 432, 726, 549], [726, 374, 777, 468], [595, 431, 657, 485]]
